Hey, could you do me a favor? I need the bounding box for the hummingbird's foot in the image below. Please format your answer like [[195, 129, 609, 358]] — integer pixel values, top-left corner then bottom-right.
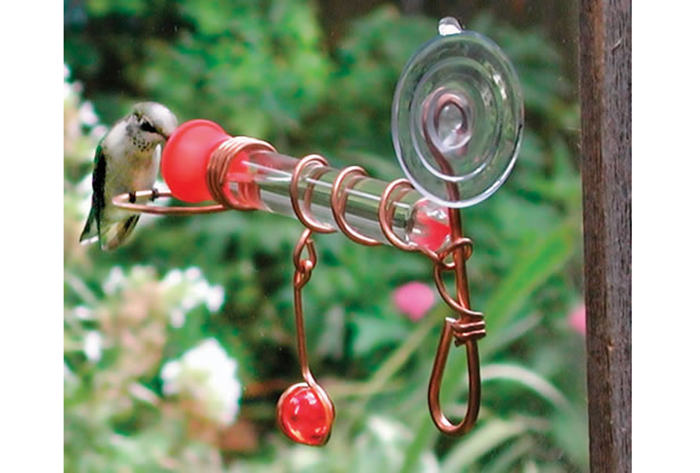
[[151, 188, 160, 201], [128, 191, 137, 204]]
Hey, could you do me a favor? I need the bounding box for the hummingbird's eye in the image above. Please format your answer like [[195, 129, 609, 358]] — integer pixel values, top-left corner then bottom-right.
[[139, 120, 158, 134]]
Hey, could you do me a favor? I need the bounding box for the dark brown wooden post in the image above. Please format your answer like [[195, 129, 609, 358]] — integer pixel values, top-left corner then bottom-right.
[[579, 0, 631, 471]]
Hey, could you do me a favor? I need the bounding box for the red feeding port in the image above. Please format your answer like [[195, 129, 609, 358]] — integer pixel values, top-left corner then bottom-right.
[[161, 119, 230, 203]]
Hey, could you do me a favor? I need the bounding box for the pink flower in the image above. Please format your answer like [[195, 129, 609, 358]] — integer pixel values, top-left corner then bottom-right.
[[568, 304, 586, 336], [393, 282, 436, 322]]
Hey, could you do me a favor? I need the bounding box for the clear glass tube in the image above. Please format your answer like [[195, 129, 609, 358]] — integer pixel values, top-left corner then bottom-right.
[[226, 150, 451, 251]]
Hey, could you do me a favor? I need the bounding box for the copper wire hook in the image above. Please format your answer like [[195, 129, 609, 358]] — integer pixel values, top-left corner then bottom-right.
[[428, 320, 482, 435], [422, 87, 485, 436]]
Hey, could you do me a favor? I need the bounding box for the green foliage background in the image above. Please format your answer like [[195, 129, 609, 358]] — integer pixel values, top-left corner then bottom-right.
[[64, 1, 586, 471]]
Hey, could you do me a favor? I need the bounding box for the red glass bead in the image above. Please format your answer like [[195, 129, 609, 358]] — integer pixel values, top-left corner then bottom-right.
[[277, 383, 334, 446]]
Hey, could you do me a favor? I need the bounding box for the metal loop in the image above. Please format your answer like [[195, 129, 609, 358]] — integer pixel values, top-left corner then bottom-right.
[[292, 228, 317, 288], [330, 166, 381, 246], [290, 155, 336, 234], [428, 317, 482, 436], [378, 178, 418, 251], [378, 178, 444, 264], [438, 236, 474, 262], [207, 137, 276, 211], [433, 262, 484, 320], [112, 189, 227, 215]]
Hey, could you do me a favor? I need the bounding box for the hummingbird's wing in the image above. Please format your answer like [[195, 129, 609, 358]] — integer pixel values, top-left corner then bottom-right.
[[79, 143, 107, 243], [88, 142, 141, 251]]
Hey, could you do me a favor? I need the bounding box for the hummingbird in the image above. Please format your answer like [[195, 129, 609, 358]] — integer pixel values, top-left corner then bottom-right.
[[80, 102, 178, 251]]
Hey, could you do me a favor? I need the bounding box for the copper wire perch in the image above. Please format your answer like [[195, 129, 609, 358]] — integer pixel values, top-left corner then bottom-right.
[[112, 91, 486, 437]]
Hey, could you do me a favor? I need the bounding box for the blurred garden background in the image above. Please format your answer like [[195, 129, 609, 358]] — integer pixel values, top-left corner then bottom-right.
[[64, 0, 586, 471]]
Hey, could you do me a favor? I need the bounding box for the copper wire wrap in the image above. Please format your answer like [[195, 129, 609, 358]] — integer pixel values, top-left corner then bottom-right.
[[113, 92, 487, 437], [330, 166, 381, 246], [289, 155, 336, 234], [207, 137, 276, 211]]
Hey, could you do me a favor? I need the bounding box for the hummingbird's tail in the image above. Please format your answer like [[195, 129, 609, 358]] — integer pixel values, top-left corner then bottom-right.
[[99, 216, 141, 251], [79, 208, 99, 244], [79, 209, 140, 251]]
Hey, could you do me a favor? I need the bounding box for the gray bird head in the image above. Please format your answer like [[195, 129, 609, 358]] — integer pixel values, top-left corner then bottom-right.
[[131, 102, 178, 140]]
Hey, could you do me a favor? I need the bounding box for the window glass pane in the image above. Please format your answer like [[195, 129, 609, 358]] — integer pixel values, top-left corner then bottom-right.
[[64, 1, 585, 470]]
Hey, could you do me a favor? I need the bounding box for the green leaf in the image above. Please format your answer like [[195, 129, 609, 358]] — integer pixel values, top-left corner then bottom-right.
[[441, 418, 530, 473], [351, 313, 410, 357], [483, 221, 577, 351], [481, 363, 571, 412]]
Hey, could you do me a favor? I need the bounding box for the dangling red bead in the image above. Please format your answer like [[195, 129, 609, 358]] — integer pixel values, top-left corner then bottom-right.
[[277, 383, 334, 446]]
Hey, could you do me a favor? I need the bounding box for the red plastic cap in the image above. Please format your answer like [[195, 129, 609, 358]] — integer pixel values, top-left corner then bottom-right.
[[161, 119, 230, 203]]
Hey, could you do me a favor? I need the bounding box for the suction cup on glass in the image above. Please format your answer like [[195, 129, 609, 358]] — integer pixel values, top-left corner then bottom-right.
[[392, 17, 524, 208]]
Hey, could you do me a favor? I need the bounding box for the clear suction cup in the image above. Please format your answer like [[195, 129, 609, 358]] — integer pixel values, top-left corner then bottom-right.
[[392, 17, 524, 208]]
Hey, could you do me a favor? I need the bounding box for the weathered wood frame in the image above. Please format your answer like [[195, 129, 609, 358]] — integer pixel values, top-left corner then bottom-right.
[[579, 0, 631, 471]]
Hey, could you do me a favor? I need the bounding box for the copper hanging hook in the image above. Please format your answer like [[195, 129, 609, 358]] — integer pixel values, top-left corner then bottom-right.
[[428, 318, 483, 435], [421, 87, 486, 436]]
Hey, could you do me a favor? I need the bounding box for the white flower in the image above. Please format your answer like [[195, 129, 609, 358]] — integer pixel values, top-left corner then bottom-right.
[[73, 305, 93, 321], [79, 101, 99, 126], [103, 267, 126, 295], [84, 331, 102, 362], [205, 285, 225, 312], [184, 266, 203, 282], [162, 268, 184, 289], [64, 81, 73, 100], [161, 267, 225, 328], [89, 124, 108, 141], [169, 308, 186, 329], [160, 338, 242, 425]]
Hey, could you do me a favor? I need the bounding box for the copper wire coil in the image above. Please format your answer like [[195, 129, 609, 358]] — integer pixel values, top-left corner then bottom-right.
[[207, 137, 277, 211], [330, 166, 381, 246], [378, 178, 445, 265], [290, 155, 336, 234]]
